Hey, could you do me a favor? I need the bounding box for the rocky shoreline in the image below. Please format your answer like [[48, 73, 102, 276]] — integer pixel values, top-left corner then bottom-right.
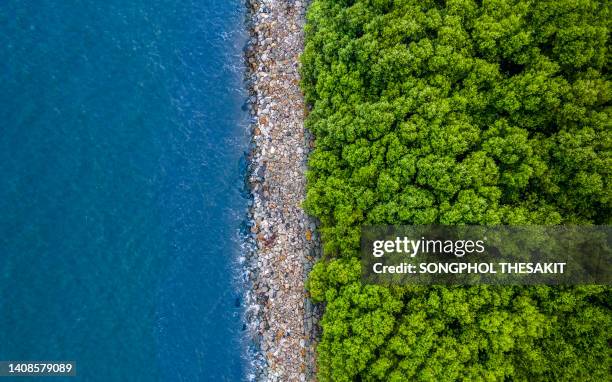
[[244, 0, 320, 381]]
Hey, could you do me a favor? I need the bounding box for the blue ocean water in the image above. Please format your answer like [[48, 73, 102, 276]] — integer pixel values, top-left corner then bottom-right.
[[0, 1, 251, 381]]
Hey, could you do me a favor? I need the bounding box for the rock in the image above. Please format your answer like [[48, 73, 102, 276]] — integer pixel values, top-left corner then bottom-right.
[[244, 1, 321, 380]]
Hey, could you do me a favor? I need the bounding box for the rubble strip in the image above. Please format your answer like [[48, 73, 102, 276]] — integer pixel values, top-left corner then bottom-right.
[[244, 0, 321, 381]]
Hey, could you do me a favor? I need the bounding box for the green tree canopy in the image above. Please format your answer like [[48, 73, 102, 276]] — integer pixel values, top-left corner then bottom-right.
[[302, 0, 611, 380]]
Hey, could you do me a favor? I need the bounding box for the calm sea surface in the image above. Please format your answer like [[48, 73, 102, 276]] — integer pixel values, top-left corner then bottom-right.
[[0, 1, 250, 380]]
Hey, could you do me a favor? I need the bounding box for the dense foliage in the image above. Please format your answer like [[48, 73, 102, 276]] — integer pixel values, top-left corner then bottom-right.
[[301, 0, 611, 380]]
